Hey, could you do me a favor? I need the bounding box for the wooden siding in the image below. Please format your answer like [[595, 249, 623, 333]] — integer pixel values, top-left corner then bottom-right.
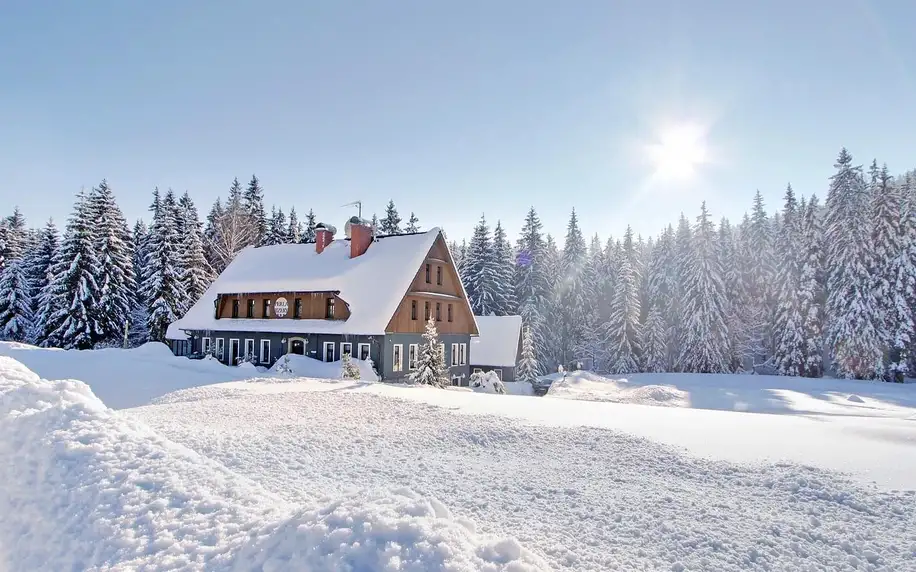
[[385, 235, 478, 335], [215, 291, 350, 321]]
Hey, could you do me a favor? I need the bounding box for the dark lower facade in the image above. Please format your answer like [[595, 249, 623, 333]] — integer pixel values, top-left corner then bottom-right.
[[469, 364, 517, 382], [169, 330, 471, 383]]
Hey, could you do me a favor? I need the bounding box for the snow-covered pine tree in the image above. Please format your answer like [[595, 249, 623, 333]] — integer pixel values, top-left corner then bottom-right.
[[798, 195, 825, 377], [287, 207, 302, 243], [672, 214, 692, 371], [406, 212, 420, 233], [409, 317, 449, 387], [340, 351, 361, 380], [177, 192, 213, 311], [243, 174, 267, 247], [869, 163, 914, 380], [303, 209, 318, 243], [129, 219, 151, 346], [678, 202, 731, 373], [465, 215, 498, 316], [380, 200, 402, 235], [604, 226, 641, 373], [454, 239, 469, 278], [901, 172, 916, 375], [824, 148, 884, 379], [575, 235, 606, 369], [772, 184, 806, 376], [745, 190, 776, 368], [369, 213, 379, 237], [716, 218, 744, 371], [205, 179, 254, 273], [87, 180, 136, 343], [555, 209, 589, 368], [39, 191, 103, 349], [541, 233, 563, 371], [516, 325, 539, 382], [264, 206, 289, 246], [0, 256, 33, 341], [143, 188, 186, 342], [490, 220, 517, 316], [513, 208, 550, 373], [640, 304, 668, 373], [23, 219, 59, 341], [645, 224, 678, 371]]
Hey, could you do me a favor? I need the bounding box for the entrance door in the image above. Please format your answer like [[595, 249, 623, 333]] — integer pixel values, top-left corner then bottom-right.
[[323, 342, 335, 362], [215, 338, 225, 361], [229, 339, 240, 365], [290, 339, 305, 355]]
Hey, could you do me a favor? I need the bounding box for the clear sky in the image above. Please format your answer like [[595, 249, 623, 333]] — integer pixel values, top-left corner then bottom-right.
[[2, 0, 915, 243]]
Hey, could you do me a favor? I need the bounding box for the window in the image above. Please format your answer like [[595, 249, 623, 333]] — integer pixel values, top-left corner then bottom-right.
[[323, 342, 335, 362], [202, 337, 211, 355], [451, 343, 458, 367], [409, 344, 418, 370], [436, 266, 442, 285], [231, 299, 239, 318], [294, 298, 302, 318], [216, 338, 225, 360], [447, 304, 453, 322], [263, 299, 271, 318], [244, 339, 255, 361], [473, 367, 483, 374], [435, 302, 441, 321], [424, 301, 430, 321], [393, 344, 403, 372], [459, 343, 467, 366], [326, 297, 335, 318], [229, 339, 240, 365], [340, 342, 352, 358], [411, 300, 418, 320], [260, 339, 271, 364], [425, 263, 431, 283], [358, 343, 371, 361], [494, 369, 503, 381], [246, 299, 254, 318]]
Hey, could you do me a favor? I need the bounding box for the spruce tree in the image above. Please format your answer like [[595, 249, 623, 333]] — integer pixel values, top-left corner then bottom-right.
[[772, 185, 806, 376], [243, 174, 267, 246], [0, 256, 33, 341], [303, 209, 318, 243], [465, 215, 498, 315], [23, 219, 59, 342], [490, 220, 517, 316], [541, 234, 563, 370], [717, 218, 744, 371], [264, 206, 289, 246], [177, 192, 213, 311], [87, 180, 136, 343], [604, 227, 641, 373], [287, 207, 302, 243], [514, 208, 550, 372], [516, 326, 539, 382], [799, 195, 825, 377], [39, 191, 103, 349], [556, 209, 588, 367], [380, 200, 402, 235], [824, 148, 884, 379], [645, 225, 678, 370], [409, 318, 449, 387], [406, 212, 420, 233], [130, 219, 151, 346], [143, 189, 185, 342], [640, 305, 668, 373], [679, 202, 731, 373]]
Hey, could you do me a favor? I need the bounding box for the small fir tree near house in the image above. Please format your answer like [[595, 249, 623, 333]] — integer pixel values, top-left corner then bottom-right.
[[517, 326, 539, 383], [409, 317, 449, 388], [341, 351, 361, 380]]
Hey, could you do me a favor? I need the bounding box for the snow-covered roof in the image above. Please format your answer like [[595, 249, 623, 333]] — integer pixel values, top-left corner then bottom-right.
[[167, 229, 443, 338], [469, 315, 522, 367]]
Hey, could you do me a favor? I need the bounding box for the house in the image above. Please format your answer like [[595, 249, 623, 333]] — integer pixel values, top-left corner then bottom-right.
[[165, 218, 479, 383], [469, 315, 523, 381]]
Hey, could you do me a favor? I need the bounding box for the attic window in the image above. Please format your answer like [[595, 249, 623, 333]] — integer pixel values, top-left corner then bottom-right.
[[231, 299, 239, 319], [294, 298, 302, 319], [436, 266, 442, 285], [411, 300, 418, 320], [246, 299, 254, 318], [425, 264, 431, 284], [447, 304, 453, 322], [263, 299, 271, 318], [424, 301, 430, 321], [435, 302, 441, 322], [326, 297, 336, 319]]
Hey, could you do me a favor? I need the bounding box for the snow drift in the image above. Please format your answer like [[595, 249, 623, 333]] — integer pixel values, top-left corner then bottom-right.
[[0, 356, 546, 571], [268, 353, 379, 381], [545, 370, 689, 407]]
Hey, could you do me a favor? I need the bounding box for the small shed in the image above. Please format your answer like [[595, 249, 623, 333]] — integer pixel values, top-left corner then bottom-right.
[[469, 315, 523, 381]]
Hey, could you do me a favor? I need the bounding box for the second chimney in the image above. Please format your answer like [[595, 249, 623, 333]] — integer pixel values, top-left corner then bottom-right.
[[315, 223, 335, 254], [349, 217, 373, 258]]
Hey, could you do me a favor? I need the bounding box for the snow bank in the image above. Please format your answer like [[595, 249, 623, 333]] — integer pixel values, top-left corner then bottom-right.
[[503, 381, 535, 396], [268, 353, 379, 381], [0, 356, 547, 571], [470, 370, 507, 394], [546, 370, 689, 407]]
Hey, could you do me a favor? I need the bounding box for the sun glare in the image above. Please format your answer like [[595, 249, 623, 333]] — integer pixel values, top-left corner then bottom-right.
[[646, 122, 709, 182]]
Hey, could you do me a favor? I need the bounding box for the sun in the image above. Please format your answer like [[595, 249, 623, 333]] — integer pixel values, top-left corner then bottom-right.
[[646, 122, 709, 181]]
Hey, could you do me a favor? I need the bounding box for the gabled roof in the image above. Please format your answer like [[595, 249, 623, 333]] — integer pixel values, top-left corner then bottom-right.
[[166, 228, 442, 339], [469, 315, 523, 367]]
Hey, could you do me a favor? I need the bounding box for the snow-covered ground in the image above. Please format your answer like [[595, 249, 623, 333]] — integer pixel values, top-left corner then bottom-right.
[[3, 345, 916, 570]]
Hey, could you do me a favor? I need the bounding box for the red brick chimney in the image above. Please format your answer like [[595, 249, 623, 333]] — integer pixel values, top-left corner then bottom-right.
[[315, 223, 334, 254], [349, 217, 373, 258]]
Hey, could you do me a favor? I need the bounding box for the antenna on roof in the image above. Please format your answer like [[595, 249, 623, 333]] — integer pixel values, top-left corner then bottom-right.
[[340, 200, 362, 220]]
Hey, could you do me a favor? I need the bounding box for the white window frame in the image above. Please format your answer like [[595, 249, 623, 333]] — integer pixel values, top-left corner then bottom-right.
[[393, 344, 403, 372], [323, 341, 335, 362], [340, 342, 353, 358], [244, 338, 255, 361], [473, 367, 483, 374], [451, 343, 458, 367], [358, 343, 371, 361], [215, 338, 225, 360], [202, 337, 211, 355], [260, 339, 270, 364], [459, 343, 467, 366], [229, 338, 240, 365], [408, 343, 419, 370]]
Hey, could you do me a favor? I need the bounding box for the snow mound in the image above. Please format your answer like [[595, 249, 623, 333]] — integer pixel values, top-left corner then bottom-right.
[[268, 353, 378, 381], [847, 394, 865, 403], [546, 371, 689, 407], [503, 381, 535, 396], [0, 356, 546, 571], [471, 370, 507, 394]]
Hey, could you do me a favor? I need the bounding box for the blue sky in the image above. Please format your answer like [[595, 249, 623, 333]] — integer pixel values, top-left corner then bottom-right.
[[2, 0, 915, 243]]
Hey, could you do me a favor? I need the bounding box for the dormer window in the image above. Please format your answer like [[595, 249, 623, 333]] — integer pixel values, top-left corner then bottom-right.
[[425, 263, 431, 284], [326, 297, 336, 319], [246, 299, 254, 318], [263, 299, 271, 318], [411, 300, 418, 320], [231, 299, 239, 318]]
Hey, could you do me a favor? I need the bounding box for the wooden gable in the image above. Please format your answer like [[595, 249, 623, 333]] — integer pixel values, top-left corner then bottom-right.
[[385, 233, 478, 335]]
